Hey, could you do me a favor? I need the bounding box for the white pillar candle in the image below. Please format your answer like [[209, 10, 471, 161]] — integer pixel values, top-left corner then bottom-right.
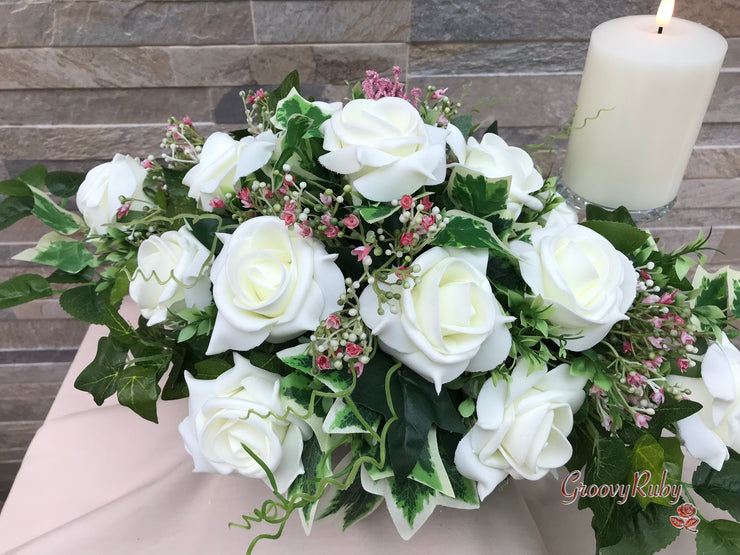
[[561, 15, 727, 212]]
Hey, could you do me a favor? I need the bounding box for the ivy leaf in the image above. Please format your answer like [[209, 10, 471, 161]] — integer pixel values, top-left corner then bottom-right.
[[598, 502, 681, 554], [646, 397, 702, 435], [696, 519, 740, 555], [46, 267, 95, 284], [447, 171, 510, 219], [431, 212, 510, 258], [449, 114, 472, 140], [32, 240, 95, 274], [630, 434, 672, 508], [193, 357, 233, 380], [45, 170, 85, 198], [59, 284, 109, 325], [692, 449, 740, 520], [0, 274, 52, 310], [580, 220, 650, 255], [116, 361, 163, 423], [585, 204, 637, 226], [320, 470, 382, 530], [357, 203, 399, 224], [288, 436, 330, 533], [267, 70, 300, 112], [74, 336, 128, 405], [274, 91, 331, 138]]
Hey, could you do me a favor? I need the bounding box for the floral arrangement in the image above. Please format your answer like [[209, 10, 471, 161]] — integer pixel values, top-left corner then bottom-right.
[[1, 68, 739, 554]]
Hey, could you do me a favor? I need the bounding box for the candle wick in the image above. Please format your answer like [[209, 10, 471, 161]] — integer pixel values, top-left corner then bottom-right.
[[657, 26, 664, 34]]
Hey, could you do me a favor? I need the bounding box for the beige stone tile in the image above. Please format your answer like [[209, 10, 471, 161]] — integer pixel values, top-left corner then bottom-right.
[[0, 363, 69, 385], [0, 319, 88, 350], [252, 0, 411, 43], [676, 0, 740, 39], [0, 45, 406, 89]]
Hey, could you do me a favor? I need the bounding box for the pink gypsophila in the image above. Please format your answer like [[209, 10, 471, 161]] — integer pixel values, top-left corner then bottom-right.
[[316, 355, 330, 371], [634, 413, 652, 428], [400, 195, 414, 210], [345, 343, 363, 358], [343, 214, 360, 229], [400, 233, 415, 247], [209, 198, 225, 209], [236, 188, 253, 208], [677, 358, 690, 373], [351, 245, 371, 261], [324, 225, 339, 238], [297, 223, 313, 238], [116, 203, 131, 219], [325, 315, 341, 329], [353, 361, 365, 377]]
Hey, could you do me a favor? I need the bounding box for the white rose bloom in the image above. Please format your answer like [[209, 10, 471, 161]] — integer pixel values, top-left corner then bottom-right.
[[539, 192, 579, 227], [183, 130, 277, 211], [455, 360, 587, 500], [76, 153, 150, 235], [178, 354, 311, 493], [318, 97, 447, 201], [668, 333, 739, 470], [207, 216, 345, 355], [447, 129, 544, 219], [359, 247, 514, 393], [129, 226, 212, 326], [510, 222, 637, 351]]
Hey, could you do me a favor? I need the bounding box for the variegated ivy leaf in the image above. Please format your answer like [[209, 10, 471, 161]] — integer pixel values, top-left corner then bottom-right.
[[279, 371, 331, 451], [406, 427, 455, 498], [322, 397, 381, 435], [272, 88, 332, 138], [693, 266, 740, 319], [289, 436, 331, 534], [360, 462, 478, 540], [277, 344, 354, 393]]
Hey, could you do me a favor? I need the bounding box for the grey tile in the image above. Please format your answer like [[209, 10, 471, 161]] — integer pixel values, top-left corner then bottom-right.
[[410, 41, 589, 75], [0, 319, 88, 350], [253, 0, 410, 43], [411, 0, 656, 42]]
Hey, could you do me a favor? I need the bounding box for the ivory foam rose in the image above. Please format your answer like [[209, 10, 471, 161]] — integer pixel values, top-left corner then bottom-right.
[[129, 226, 212, 326], [447, 129, 544, 219], [318, 97, 447, 201], [206, 216, 345, 355], [359, 246, 514, 392], [668, 333, 740, 470], [510, 222, 637, 351], [77, 153, 151, 235], [455, 360, 587, 500], [178, 354, 310, 493], [183, 130, 277, 211]]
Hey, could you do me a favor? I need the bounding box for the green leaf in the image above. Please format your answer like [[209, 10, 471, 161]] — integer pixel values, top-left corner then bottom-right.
[[692, 449, 740, 520], [579, 220, 650, 255], [357, 204, 399, 224], [447, 171, 510, 219], [74, 336, 128, 405], [116, 363, 162, 423], [46, 267, 95, 284], [431, 213, 510, 258], [588, 437, 632, 486], [59, 284, 108, 325], [458, 397, 475, 418], [267, 70, 300, 112], [193, 357, 233, 380], [389, 475, 435, 528], [0, 274, 53, 310], [437, 429, 478, 505], [18, 164, 47, 187], [408, 427, 454, 497], [585, 204, 636, 226], [696, 519, 740, 555], [32, 239, 95, 274], [646, 397, 702, 435], [0, 177, 31, 196], [28, 185, 81, 234], [0, 196, 34, 231], [449, 114, 472, 140], [45, 170, 85, 198], [283, 113, 313, 147]]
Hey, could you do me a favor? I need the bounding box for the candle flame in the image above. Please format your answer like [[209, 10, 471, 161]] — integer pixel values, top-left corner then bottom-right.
[[656, 0, 675, 28]]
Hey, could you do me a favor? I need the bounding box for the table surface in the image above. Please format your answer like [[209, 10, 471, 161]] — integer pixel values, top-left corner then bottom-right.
[[0, 318, 718, 554]]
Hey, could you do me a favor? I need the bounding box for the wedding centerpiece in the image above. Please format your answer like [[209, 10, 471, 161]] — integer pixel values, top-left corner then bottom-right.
[[1, 68, 739, 554]]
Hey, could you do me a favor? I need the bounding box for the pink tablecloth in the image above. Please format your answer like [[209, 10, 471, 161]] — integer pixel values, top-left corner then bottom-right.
[[0, 321, 705, 554]]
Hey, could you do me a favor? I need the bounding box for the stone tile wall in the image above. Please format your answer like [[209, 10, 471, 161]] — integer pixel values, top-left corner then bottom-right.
[[0, 0, 738, 506]]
